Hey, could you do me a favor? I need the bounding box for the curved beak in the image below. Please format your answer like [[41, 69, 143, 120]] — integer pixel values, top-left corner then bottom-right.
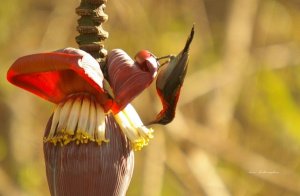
[[150, 25, 195, 125]]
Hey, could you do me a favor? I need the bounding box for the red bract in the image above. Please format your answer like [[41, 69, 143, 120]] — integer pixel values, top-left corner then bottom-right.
[[7, 48, 113, 111], [107, 49, 158, 110], [7, 48, 159, 114]]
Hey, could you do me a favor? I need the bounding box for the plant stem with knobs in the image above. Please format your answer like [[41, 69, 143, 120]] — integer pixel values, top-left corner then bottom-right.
[[76, 0, 109, 65]]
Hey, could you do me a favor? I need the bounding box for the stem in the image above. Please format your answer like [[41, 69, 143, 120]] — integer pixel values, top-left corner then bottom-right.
[[76, 0, 109, 63]]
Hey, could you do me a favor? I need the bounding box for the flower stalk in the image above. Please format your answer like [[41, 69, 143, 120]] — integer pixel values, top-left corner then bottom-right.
[[76, 0, 109, 63]]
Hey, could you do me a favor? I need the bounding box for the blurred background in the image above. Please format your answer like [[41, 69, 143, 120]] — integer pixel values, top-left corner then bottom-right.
[[1, 0, 300, 195]]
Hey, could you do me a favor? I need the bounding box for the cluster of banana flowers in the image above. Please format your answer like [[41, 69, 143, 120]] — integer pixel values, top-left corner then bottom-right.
[[7, 27, 194, 195], [8, 47, 157, 150]]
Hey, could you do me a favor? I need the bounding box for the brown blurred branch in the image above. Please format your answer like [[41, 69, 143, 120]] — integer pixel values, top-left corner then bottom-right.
[[141, 131, 166, 196], [166, 142, 205, 195], [166, 111, 300, 194], [205, 0, 260, 137], [186, 149, 231, 196], [164, 111, 231, 195]]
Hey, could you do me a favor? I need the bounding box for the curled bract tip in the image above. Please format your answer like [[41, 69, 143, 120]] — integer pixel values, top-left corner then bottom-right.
[[106, 49, 158, 111]]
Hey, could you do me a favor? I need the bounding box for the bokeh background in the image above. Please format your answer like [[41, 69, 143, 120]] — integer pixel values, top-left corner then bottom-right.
[[1, 0, 300, 195]]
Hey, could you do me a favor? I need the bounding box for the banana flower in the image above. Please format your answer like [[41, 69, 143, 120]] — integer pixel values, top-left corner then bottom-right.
[[6, 26, 194, 195]]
